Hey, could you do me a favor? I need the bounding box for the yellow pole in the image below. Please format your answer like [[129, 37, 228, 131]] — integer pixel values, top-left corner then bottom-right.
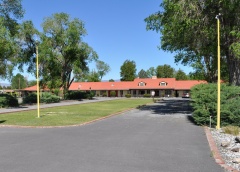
[[216, 16, 221, 129], [36, 45, 40, 118]]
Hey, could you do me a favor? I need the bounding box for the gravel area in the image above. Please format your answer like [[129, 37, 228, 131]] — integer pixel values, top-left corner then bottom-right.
[[211, 129, 240, 171]]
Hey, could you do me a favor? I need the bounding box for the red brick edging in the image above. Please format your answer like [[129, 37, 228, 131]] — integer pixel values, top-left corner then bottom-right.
[[204, 127, 240, 172]]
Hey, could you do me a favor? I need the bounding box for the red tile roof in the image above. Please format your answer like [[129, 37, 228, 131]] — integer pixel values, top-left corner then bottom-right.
[[23, 78, 207, 91], [69, 81, 131, 91], [23, 85, 50, 91], [175, 80, 207, 90], [69, 78, 206, 91]]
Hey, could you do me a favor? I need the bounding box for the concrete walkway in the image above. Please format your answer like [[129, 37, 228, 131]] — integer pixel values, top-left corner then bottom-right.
[[0, 98, 224, 172]]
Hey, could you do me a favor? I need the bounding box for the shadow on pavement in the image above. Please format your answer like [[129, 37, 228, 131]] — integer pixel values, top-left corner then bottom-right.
[[139, 99, 198, 125]]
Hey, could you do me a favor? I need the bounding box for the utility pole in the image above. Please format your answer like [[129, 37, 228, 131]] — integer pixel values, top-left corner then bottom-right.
[[216, 13, 221, 130], [19, 78, 20, 89]]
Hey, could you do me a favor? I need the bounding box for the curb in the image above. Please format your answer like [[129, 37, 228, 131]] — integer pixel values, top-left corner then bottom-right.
[[204, 127, 240, 172]]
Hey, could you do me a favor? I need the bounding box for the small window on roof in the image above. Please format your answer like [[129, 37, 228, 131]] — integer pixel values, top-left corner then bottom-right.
[[160, 82, 167, 86], [138, 81, 146, 86]]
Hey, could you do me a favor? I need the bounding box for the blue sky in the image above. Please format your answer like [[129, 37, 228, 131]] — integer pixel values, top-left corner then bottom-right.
[[4, 0, 193, 83]]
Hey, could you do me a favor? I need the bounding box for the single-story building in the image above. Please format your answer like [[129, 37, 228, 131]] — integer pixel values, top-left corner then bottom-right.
[[69, 77, 207, 97], [21, 85, 50, 97], [22, 77, 206, 97]]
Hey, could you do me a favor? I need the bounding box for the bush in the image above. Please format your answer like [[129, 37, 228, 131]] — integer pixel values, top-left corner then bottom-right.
[[191, 83, 240, 127], [0, 94, 19, 107], [110, 91, 116, 97], [41, 92, 60, 103], [53, 89, 60, 96], [125, 94, 131, 98], [65, 91, 88, 100], [143, 94, 151, 98], [23, 93, 37, 104], [87, 91, 95, 99], [102, 92, 107, 97], [23, 92, 60, 104]]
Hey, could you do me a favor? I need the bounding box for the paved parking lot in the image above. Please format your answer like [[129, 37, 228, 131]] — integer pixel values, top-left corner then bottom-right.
[[0, 98, 224, 172]]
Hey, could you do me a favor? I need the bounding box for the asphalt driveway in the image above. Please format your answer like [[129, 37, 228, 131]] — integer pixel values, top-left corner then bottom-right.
[[0, 98, 224, 172]]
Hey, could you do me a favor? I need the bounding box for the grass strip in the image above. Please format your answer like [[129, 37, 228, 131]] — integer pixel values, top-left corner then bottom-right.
[[0, 99, 152, 127]]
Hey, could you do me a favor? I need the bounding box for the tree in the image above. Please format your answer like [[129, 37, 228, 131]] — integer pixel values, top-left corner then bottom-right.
[[18, 13, 98, 98], [145, 0, 240, 85], [74, 68, 89, 82], [0, 0, 24, 33], [11, 73, 27, 89], [175, 69, 188, 80], [146, 67, 156, 78], [96, 60, 110, 80], [0, 0, 24, 79], [156, 64, 174, 78], [109, 79, 114, 82], [86, 70, 100, 82], [17, 20, 39, 74], [138, 69, 148, 78], [27, 80, 37, 87], [120, 60, 136, 81]]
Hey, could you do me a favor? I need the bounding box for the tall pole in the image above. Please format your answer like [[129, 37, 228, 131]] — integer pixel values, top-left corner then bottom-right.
[[216, 14, 221, 129], [36, 45, 40, 118]]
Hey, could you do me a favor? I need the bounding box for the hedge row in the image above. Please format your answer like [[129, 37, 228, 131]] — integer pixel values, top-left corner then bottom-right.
[[23, 92, 61, 104], [191, 83, 240, 127], [65, 91, 95, 100]]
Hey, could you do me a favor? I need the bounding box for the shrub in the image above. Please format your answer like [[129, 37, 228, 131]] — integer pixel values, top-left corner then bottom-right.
[[102, 92, 107, 97], [65, 91, 88, 100], [125, 94, 131, 98], [143, 94, 151, 98], [110, 91, 116, 97], [87, 91, 95, 99], [53, 89, 60, 96], [23, 92, 60, 104], [222, 126, 240, 136], [191, 83, 240, 127], [40, 92, 60, 103], [23, 93, 37, 104], [0, 94, 19, 107]]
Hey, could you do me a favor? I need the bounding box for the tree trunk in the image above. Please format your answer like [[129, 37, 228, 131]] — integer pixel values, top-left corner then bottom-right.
[[228, 58, 240, 86]]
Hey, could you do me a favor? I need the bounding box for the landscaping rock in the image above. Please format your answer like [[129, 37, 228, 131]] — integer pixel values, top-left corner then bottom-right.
[[233, 158, 240, 164], [211, 129, 240, 170], [231, 147, 240, 152], [221, 141, 230, 147], [235, 137, 240, 143]]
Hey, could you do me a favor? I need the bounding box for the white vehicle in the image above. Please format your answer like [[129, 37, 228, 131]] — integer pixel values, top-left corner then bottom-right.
[[182, 93, 190, 98]]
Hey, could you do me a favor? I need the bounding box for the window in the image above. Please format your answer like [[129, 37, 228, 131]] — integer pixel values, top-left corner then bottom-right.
[[138, 82, 146, 86], [160, 82, 167, 86], [165, 90, 172, 95]]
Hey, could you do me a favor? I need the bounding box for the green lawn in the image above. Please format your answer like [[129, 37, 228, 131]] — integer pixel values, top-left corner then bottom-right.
[[0, 99, 152, 127]]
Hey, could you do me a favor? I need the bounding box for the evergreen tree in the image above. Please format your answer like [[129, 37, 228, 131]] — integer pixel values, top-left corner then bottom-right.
[[175, 69, 188, 80], [138, 69, 148, 78], [156, 64, 174, 78], [120, 60, 136, 81], [11, 73, 27, 89]]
